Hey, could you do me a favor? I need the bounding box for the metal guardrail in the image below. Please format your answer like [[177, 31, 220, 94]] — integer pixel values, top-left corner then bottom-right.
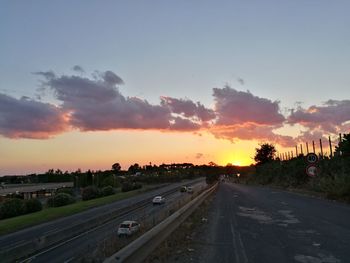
[[104, 183, 218, 263]]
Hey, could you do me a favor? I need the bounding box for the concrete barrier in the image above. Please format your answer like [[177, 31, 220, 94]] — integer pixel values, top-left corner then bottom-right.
[[104, 183, 217, 263]]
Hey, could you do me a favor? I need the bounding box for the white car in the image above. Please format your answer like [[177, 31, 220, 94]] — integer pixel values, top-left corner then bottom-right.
[[152, 196, 165, 205], [186, 186, 193, 193], [117, 220, 140, 236]]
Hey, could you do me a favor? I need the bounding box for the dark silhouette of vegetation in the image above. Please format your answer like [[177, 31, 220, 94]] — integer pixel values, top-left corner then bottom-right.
[[47, 193, 75, 207], [101, 186, 115, 196], [0, 198, 43, 219], [335, 133, 350, 156], [112, 163, 121, 172], [254, 143, 276, 165], [81, 186, 101, 201], [24, 199, 42, 213], [0, 198, 25, 219], [121, 182, 142, 192], [244, 136, 350, 202], [57, 187, 74, 196]]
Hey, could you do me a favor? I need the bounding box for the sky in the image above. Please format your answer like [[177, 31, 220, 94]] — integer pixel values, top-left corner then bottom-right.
[[1, 1, 350, 175]]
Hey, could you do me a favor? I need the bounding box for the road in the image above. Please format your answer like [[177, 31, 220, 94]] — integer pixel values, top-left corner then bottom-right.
[[25, 180, 206, 262], [190, 182, 350, 263], [0, 178, 205, 262]]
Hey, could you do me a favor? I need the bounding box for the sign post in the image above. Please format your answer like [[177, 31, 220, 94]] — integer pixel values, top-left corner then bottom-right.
[[305, 153, 319, 177]]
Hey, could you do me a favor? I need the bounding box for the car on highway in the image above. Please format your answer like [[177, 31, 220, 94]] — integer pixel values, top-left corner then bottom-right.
[[180, 186, 187, 192], [186, 186, 193, 193], [117, 220, 140, 237], [152, 195, 165, 204]]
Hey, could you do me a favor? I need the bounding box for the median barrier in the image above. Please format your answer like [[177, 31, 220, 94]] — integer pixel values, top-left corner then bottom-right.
[[104, 183, 217, 263]]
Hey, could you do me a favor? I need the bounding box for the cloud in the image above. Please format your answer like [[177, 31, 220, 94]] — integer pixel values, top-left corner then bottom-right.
[[72, 65, 85, 74], [208, 86, 293, 145], [237, 78, 244, 85], [287, 100, 350, 134], [195, 153, 204, 159], [213, 86, 285, 126], [0, 94, 67, 139], [160, 96, 215, 122], [169, 117, 201, 131], [210, 123, 295, 147], [35, 69, 202, 132], [5, 66, 346, 148], [101, 71, 124, 85]]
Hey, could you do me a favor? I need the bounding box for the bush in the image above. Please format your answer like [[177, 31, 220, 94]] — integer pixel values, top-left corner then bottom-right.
[[102, 186, 115, 196], [121, 182, 142, 192], [24, 199, 42, 213], [57, 187, 74, 196], [47, 193, 75, 207], [82, 186, 101, 200], [0, 198, 25, 219]]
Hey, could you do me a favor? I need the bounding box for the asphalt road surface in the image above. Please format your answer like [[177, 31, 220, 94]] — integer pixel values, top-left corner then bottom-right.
[[191, 182, 350, 263]]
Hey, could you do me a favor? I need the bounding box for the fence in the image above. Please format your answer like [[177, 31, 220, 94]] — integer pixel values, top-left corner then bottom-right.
[[277, 133, 344, 161]]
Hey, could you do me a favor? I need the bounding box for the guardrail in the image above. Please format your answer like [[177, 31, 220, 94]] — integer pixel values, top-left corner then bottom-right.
[[104, 183, 217, 263]]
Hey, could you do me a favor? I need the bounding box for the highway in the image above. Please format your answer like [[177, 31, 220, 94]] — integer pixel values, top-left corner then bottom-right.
[[0, 179, 206, 262], [185, 182, 350, 263]]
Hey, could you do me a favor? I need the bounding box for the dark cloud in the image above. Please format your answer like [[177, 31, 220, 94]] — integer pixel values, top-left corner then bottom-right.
[[213, 86, 285, 126], [0, 94, 67, 139], [101, 71, 124, 85], [169, 117, 201, 131], [160, 96, 215, 122], [208, 86, 295, 146], [287, 100, 350, 134], [5, 67, 346, 147], [35, 70, 202, 132], [72, 65, 85, 74]]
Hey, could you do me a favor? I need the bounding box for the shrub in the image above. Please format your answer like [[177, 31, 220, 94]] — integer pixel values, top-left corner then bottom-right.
[[121, 182, 143, 192], [57, 187, 74, 196], [0, 198, 25, 219], [24, 199, 42, 213], [102, 186, 115, 196], [47, 193, 75, 207], [81, 186, 101, 200]]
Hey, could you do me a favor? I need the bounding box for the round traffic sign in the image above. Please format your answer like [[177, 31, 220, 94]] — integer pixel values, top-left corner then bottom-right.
[[306, 164, 318, 177], [306, 153, 318, 164]]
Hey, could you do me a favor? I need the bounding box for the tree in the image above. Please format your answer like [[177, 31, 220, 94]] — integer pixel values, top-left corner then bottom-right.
[[254, 143, 276, 165], [128, 163, 141, 174], [0, 198, 25, 219], [47, 193, 75, 207], [335, 133, 350, 156], [112, 163, 121, 172]]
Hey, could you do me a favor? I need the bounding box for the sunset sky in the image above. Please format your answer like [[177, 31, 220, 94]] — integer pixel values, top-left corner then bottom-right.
[[1, 1, 350, 175]]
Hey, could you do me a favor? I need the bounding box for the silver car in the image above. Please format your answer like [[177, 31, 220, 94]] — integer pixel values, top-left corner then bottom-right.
[[117, 220, 140, 236], [152, 195, 165, 205]]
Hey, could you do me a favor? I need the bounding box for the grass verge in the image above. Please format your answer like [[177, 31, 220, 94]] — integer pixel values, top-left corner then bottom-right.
[[0, 185, 160, 236]]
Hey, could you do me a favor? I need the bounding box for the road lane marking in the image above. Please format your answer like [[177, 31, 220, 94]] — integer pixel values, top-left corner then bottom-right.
[[294, 253, 340, 263]]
